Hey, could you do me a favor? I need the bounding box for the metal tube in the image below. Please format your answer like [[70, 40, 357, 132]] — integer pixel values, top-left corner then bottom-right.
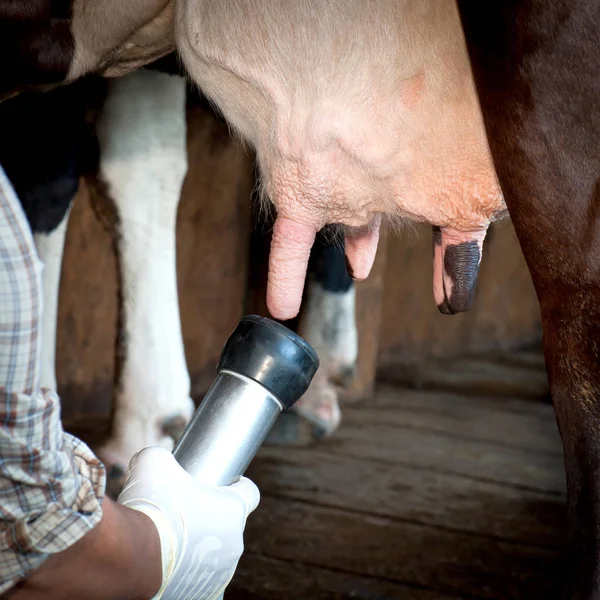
[[172, 371, 284, 486], [171, 315, 319, 488]]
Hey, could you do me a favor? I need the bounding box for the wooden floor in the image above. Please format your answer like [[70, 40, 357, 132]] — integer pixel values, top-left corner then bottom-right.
[[226, 350, 567, 600], [65, 348, 565, 599]]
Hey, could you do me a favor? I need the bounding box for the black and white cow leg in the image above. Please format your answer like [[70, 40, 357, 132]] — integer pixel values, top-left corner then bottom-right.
[[94, 69, 194, 484], [33, 206, 73, 389], [293, 232, 358, 438]]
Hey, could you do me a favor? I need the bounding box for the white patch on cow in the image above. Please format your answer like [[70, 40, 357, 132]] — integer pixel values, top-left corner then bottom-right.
[[300, 280, 358, 373], [293, 367, 342, 435], [95, 69, 194, 469], [295, 279, 357, 435], [33, 205, 72, 391]]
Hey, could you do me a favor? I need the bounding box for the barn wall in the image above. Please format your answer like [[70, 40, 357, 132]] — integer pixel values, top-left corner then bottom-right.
[[55, 180, 117, 425], [376, 220, 542, 369]]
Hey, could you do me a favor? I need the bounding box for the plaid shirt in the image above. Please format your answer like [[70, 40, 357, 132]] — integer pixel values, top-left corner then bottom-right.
[[0, 165, 105, 593]]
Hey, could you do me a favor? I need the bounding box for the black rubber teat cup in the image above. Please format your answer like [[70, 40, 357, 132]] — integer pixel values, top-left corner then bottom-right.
[[172, 316, 319, 486]]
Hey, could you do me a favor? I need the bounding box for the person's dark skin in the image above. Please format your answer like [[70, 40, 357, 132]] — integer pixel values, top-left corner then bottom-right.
[[1, 497, 163, 600]]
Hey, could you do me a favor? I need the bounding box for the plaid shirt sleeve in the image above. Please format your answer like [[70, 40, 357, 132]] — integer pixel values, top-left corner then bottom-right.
[[0, 165, 106, 594]]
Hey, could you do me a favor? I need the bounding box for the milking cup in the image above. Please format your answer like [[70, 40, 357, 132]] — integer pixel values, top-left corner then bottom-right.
[[172, 315, 319, 486]]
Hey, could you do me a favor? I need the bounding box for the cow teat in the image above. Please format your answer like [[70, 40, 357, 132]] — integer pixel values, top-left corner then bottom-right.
[[432, 225, 487, 315]]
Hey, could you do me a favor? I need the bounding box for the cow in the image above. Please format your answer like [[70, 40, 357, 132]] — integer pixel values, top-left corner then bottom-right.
[[457, 2, 600, 597], [0, 65, 357, 491], [1, 0, 598, 596]]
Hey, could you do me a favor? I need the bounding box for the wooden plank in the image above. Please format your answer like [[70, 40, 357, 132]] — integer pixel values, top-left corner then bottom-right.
[[352, 386, 563, 455], [57, 180, 117, 423], [326, 414, 566, 495], [229, 553, 463, 600], [491, 348, 547, 370], [378, 356, 549, 401], [370, 384, 553, 417], [176, 99, 254, 399], [243, 497, 561, 600], [248, 447, 566, 548]]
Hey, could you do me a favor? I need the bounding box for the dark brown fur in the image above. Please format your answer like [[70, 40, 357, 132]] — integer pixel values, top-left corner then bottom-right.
[[459, 1, 600, 597], [0, 0, 74, 94]]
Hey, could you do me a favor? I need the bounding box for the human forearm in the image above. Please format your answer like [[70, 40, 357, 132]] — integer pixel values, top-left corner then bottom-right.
[[3, 497, 162, 600], [0, 167, 108, 592]]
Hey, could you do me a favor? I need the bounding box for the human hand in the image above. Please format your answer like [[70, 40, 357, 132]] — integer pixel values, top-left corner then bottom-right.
[[118, 446, 259, 600]]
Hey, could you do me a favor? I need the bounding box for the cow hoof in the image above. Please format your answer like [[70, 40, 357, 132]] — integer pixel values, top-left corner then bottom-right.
[[331, 365, 356, 388], [264, 411, 329, 446], [162, 414, 190, 442], [265, 382, 341, 446], [294, 382, 341, 434]]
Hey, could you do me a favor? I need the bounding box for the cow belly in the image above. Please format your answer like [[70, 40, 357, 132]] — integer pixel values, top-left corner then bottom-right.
[[175, 0, 504, 320]]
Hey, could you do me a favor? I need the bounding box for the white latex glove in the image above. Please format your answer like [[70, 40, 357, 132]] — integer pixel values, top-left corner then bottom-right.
[[117, 446, 260, 600]]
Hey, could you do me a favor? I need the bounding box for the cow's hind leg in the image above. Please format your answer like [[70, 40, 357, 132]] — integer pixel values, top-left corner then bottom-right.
[[294, 231, 358, 437], [460, 2, 600, 597], [94, 69, 194, 487]]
